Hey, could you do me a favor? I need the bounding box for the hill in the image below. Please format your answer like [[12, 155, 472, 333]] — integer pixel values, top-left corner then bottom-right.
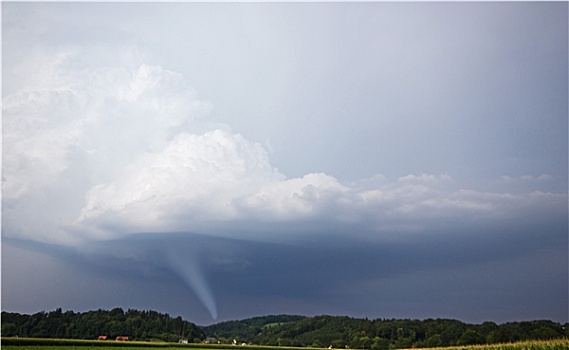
[[204, 315, 569, 349], [202, 315, 306, 342], [2, 308, 568, 349], [1, 308, 204, 342]]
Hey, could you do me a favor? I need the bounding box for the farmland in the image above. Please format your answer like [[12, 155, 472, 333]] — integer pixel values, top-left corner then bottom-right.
[[405, 339, 569, 350], [1, 338, 568, 350], [0, 337, 299, 350]]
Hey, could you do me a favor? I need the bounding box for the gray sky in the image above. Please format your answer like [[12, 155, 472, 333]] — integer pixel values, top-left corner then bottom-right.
[[2, 2, 568, 325]]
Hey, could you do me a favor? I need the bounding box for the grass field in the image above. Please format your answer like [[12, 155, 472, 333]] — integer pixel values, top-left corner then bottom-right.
[[0, 338, 298, 350], [2, 348, 193, 350], [2, 338, 568, 350]]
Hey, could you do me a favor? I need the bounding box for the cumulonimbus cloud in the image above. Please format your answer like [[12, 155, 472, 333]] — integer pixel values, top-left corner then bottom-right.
[[3, 49, 567, 244]]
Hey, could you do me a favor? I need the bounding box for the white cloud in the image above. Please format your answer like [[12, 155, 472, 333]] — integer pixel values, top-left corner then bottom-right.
[[239, 173, 349, 221], [77, 129, 285, 234], [3, 49, 567, 244]]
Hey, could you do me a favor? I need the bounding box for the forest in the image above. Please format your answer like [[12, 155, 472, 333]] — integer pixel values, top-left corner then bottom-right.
[[2, 308, 568, 349], [203, 315, 568, 348], [1, 308, 205, 343]]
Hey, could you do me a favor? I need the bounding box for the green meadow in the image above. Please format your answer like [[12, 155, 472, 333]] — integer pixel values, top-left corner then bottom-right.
[[2, 338, 568, 350], [0, 338, 295, 350]]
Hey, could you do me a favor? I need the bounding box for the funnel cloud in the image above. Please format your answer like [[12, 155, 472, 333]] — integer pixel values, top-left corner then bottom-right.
[[167, 249, 218, 320]]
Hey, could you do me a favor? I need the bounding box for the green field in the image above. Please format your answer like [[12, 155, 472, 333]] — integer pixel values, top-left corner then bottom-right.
[[1, 347, 192, 350], [1, 338, 306, 350], [2, 338, 569, 350]]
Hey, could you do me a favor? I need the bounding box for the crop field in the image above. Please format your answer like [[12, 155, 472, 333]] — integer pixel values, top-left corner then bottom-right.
[[404, 339, 569, 350], [1, 337, 242, 349], [0, 338, 302, 350], [2, 338, 568, 350]]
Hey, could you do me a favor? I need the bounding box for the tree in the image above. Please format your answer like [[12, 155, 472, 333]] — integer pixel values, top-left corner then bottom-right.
[[358, 335, 372, 349], [459, 330, 485, 345], [371, 337, 390, 350], [425, 334, 442, 347], [532, 326, 559, 340], [478, 321, 498, 337], [2, 322, 18, 337], [394, 336, 413, 349]]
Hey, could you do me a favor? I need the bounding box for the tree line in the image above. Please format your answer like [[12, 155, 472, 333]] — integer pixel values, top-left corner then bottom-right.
[[1, 308, 205, 343], [203, 315, 569, 348], [2, 309, 568, 348]]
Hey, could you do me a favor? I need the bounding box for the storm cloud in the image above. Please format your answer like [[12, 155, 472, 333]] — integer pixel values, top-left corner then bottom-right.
[[4, 219, 567, 325], [2, 2, 567, 325]]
